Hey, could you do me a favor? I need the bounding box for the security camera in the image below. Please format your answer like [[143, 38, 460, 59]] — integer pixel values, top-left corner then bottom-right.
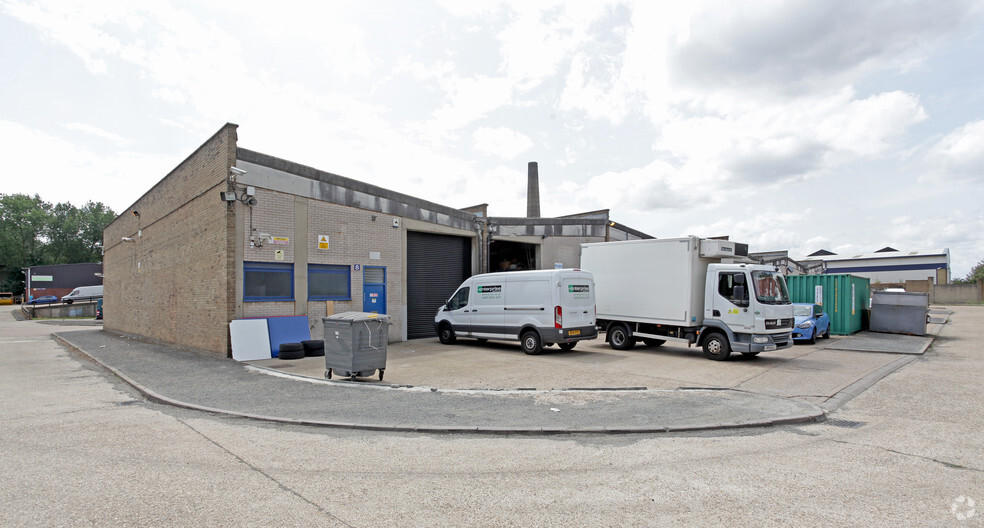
[[246, 197, 257, 206], [230, 167, 247, 176]]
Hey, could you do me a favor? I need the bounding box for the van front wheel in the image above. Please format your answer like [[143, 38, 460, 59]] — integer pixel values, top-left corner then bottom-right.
[[438, 324, 456, 345], [521, 331, 543, 355]]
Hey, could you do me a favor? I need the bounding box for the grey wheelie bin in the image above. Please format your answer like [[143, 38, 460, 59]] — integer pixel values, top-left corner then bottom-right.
[[323, 312, 389, 381]]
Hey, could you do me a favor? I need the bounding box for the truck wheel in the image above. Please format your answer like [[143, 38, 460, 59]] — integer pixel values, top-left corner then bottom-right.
[[521, 331, 543, 355], [643, 338, 665, 348], [701, 332, 731, 361], [438, 323, 456, 344], [608, 324, 635, 351]]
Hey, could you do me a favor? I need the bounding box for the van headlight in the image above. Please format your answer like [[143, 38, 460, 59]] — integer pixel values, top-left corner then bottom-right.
[[753, 336, 770, 344]]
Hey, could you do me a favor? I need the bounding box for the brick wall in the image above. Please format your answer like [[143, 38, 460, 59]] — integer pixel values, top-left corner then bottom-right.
[[240, 189, 404, 341], [102, 124, 238, 357]]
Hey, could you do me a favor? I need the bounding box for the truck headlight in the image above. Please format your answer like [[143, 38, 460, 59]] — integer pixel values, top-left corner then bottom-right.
[[753, 336, 770, 344]]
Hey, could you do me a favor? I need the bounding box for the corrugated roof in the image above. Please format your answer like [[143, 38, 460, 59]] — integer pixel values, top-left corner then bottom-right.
[[800, 248, 949, 262]]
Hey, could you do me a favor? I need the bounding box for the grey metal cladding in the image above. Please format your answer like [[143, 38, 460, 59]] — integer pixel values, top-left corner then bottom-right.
[[236, 148, 478, 230]]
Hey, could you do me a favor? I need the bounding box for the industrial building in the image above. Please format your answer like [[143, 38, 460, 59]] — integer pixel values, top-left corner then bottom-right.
[[800, 247, 950, 286], [25, 263, 103, 302], [102, 124, 649, 357]]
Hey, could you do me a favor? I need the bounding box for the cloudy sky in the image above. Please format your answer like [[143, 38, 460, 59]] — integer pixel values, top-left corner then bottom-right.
[[2, 0, 983, 277]]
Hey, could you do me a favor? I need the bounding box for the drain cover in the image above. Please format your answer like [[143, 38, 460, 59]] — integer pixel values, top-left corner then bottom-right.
[[825, 419, 865, 428]]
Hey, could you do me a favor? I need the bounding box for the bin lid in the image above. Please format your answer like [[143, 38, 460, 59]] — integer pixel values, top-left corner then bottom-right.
[[323, 311, 390, 323]]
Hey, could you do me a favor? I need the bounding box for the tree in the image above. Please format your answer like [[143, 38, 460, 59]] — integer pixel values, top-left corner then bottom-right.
[[0, 193, 116, 294], [43, 201, 116, 264], [963, 258, 984, 284]]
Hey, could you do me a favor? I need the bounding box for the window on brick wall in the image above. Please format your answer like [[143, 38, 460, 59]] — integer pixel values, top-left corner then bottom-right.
[[244, 262, 293, 301], [309, 264, 351, 301]]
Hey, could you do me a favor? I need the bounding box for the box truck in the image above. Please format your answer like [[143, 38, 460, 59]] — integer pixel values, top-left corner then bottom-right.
[[580, 236, 793, 360], [434, 269, 598, 355]]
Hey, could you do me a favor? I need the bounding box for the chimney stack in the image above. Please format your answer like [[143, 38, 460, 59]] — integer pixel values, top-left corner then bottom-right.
[[527, 161, 540, 218]]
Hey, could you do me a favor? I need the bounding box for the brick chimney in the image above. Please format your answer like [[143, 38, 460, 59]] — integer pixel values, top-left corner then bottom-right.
[[527, 161, 540, 218]]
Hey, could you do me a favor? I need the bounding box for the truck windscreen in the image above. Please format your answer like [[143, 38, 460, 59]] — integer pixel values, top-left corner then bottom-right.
[[752, 271, 791, 305]]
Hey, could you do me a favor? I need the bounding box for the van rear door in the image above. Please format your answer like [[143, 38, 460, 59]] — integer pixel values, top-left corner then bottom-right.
[[559, 273, 595, 330]]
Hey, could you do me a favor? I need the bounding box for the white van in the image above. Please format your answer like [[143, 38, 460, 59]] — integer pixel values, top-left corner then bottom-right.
[[61, 285, 103, 304], [434, 269, 597, 354]]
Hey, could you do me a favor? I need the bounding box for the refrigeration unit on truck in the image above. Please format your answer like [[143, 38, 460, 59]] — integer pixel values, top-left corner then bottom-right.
[[580, 236, 793, 360]]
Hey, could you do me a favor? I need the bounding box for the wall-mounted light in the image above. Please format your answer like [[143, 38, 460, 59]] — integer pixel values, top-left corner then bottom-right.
[[220, 191, 236, 202], [121, 237, 135, 243]]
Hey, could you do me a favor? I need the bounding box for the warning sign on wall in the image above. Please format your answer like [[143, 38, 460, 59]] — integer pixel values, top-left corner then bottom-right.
[[318, 235, 329, 250]]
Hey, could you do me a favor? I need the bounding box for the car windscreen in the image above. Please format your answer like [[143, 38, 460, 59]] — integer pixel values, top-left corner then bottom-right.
[[793, 305, 812, 317]]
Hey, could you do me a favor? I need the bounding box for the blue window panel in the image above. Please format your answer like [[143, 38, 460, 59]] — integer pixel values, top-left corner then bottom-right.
[[309, 264, 351, 301], [244, 262, 294, 302]]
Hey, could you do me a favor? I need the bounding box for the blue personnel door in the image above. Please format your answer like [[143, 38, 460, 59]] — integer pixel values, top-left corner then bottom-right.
[[363, 266, 386, 314]]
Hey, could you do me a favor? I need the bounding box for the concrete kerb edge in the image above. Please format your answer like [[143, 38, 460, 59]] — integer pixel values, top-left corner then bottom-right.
[[54, 334, 827, 436], [819, 353, 922, 412]]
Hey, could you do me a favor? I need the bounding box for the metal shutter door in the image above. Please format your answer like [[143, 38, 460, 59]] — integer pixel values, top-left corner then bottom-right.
[[407, 231, 471, 338]]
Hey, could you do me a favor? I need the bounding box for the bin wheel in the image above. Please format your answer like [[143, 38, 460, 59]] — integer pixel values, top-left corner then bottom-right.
[[379, 369, 384, 381], [325, 369, 332, 379]]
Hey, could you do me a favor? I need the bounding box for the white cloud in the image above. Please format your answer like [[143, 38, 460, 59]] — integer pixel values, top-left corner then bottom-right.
[[0, 120, 177, 210], [921, 120, 984, 183], [472, 127, 534, 158], [62, 122, 132, 145]]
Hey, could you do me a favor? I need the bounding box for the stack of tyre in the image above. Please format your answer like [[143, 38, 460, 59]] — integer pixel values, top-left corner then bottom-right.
[[278, 340, 325, 360]]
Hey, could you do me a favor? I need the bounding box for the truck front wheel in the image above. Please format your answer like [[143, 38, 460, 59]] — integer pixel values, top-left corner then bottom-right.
[[608, 324, 636, 351], [702, 332, 731, 361]]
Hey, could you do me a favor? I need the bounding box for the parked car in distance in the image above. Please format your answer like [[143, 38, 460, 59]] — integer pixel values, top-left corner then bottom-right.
[[28, 295, 59, 305], [792, 303, 830, 344], [95, 298, 103, 320]]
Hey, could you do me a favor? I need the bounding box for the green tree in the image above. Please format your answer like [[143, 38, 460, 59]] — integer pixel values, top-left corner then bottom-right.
[[43, 200, 116, 264], [963, 258, 984, 283], [0, 193, 116, 294]]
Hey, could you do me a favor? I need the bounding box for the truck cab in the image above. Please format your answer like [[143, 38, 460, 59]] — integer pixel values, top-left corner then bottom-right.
[[701, 264, 793, 359]]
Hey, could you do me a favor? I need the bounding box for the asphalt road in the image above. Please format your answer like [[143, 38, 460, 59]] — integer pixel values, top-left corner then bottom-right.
[[1, 305, 982, 526]]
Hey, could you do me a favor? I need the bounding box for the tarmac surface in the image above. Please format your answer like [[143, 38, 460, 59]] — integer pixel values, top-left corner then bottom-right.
[[48, 310, 946, 435]]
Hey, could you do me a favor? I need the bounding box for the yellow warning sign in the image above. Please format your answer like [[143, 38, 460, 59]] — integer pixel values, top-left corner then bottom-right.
[[318, 235, 329, 250]]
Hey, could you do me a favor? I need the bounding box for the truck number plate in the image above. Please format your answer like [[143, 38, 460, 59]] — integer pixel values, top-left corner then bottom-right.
[[765, 344, 777, 351], [568, 330, 580, 336]]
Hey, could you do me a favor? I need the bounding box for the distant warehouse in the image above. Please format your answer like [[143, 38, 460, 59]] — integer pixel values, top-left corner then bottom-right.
[[801, 247, 950, 285], [25, 263, 102, 302]]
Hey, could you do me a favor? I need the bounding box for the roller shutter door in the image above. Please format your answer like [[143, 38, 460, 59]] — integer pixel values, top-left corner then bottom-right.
[[407, 231, 471, 339]]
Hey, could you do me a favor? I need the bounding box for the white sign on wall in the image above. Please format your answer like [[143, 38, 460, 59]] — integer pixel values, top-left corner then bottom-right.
[[815, 285, 823, 305]]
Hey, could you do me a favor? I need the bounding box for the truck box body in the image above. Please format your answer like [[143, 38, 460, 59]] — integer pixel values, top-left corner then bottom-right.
[[585, 237, 709, 326]]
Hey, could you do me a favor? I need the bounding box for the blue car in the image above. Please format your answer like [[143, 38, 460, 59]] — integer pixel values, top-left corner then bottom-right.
[[792, 303, 830, 344], [28, 295, 59, 305]]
